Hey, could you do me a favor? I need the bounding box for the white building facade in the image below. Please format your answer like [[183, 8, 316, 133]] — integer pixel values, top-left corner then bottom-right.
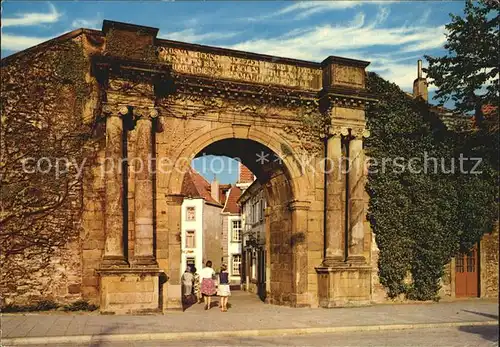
[[180, 198, 205, 274]]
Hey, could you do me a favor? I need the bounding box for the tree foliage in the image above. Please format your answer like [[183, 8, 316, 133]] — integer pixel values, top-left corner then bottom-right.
[[424, 0, 499, 121], [365, 72, 497, 300]]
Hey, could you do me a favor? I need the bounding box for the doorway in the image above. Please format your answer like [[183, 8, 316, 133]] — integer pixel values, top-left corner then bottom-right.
[[455, 245, 479, 297]]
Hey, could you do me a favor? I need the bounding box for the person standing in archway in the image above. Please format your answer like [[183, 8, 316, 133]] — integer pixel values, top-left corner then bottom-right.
[[181, 266, 194, 304], [200, 260, 216, 310], [192, 266, 202, 304]]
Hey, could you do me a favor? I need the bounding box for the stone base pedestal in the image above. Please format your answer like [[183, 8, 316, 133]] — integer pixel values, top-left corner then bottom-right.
[[98, 268, 163, 314], [316, 264, 372, 308], [163, 283, 182, 311], [291, 293, 311, 308]]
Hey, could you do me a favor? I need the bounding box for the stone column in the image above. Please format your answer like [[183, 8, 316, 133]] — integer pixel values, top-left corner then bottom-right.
[[133, 107, 158, 266], [323, 127, 349, 266], [289, 200, 311, 307], [347, 128, 369, 263], [102, 104, 129, 266]]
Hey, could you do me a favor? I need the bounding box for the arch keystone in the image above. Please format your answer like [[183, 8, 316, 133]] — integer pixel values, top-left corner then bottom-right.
[[232, 123, 250, 139]]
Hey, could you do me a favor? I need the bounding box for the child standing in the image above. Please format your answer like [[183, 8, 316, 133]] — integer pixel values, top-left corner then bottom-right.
[[217, 263, 231, 312]]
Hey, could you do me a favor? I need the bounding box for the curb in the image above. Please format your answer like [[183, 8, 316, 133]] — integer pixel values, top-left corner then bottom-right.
[[2, 320, 498, 345]]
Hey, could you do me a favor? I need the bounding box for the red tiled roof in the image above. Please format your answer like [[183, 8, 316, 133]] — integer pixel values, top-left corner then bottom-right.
[[238, 163, 254, 183], [222, 186, 242, 214], [181, 167, 222, 206]]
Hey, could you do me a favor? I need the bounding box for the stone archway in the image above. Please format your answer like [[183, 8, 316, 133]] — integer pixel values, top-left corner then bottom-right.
[[156, 127, 312, 309], [87, 20, 377, 313]]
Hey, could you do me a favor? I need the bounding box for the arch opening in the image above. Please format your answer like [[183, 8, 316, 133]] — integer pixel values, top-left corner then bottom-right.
[[177, 137, 297, 307]]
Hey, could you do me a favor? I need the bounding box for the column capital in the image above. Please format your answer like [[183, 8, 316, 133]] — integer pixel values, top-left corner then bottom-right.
[[102, 104, 129, 117], [328, 126, 350, 137], [350, 127, 370, 139], [133, 106, 159, 120]]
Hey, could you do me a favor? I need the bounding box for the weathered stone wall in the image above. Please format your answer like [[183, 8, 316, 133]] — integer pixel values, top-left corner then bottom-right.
[[80, 144, 106, 305], [0, 33, 100, 306], [264, 171, 294, 306], [481, 223, 499, 298]]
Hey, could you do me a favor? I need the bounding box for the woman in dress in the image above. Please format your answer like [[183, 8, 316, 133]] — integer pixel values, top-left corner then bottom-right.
[[199, 260, 216, 310], [217, 263, 231, 312]]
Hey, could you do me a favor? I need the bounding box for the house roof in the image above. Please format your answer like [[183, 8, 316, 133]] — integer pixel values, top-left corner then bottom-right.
[[238, 163, 254, 184], [222, 186, 242, 214], [181, 167, 222, 207]]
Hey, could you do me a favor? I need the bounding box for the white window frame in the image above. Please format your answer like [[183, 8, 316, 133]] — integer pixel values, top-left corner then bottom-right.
[[186, 206, 196, 221], [185, 230, 196, 249], [232, 254, 242, 276], [231, 219, 242, 243]]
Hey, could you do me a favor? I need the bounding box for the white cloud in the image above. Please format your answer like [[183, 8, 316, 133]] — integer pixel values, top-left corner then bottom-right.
[[225, 9, 445, 90], [399, 26, 447, 53], [160, 29, 240, 43], [247, 1, 396, 21], [2, 3, 61, 27], [1, 33, 51, 51], [72, 15, 102, 30]]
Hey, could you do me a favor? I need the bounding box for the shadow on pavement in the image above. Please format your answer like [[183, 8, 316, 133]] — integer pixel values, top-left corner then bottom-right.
[[458, 325, 499, 343], [461, 309, 499, 320], [89, 325, 120, 347]]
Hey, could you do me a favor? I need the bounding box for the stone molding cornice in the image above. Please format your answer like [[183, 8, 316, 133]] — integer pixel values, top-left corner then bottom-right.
[[92, 55, 172, 84], [173, 73, 319, 107], [288, 200, 311, 211], [319, 89, 378, 113]]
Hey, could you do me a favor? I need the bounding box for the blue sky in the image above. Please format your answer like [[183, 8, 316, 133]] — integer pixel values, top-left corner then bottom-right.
[[1, 1, 465, 183]]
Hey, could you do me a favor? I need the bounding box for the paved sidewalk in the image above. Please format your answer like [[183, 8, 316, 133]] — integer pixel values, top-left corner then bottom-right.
[[1, 292, 498, 345]]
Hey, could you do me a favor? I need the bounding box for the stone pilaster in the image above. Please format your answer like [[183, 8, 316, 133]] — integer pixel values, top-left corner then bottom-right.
[[347, 127, 370, 263], [264, 206, 271, 301], [289, 200, 311, 307], [101, 104, 128, 267], [323, 126, 349, 265], [163, 194, 184, 311], [132, 107, 158, 266]]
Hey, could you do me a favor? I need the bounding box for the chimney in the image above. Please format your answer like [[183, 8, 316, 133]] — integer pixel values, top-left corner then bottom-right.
[[413, 59, 428, 102], [238, 162, 254, 183], [211, 178, 220, 203]]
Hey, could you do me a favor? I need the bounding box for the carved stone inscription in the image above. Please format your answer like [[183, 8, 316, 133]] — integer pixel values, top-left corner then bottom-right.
[[332, 64, 364, 88], [157, 46, 322, 90]]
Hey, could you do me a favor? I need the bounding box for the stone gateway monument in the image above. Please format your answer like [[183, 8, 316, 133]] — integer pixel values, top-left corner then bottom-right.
[[2, 20, 497, 314]]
